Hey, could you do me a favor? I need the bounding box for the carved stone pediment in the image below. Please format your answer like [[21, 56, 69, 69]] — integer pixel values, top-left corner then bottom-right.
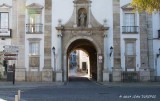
[[26, 3, 43, 14], [26, 3, 44, 9], [56, 0, 109, 40], [121, 3, 134, 11], [61, 0, 108, 30], [0, 3, 12, 8]]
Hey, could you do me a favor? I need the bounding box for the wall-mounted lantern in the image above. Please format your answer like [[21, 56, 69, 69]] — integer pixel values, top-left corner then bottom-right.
[[110, 46, 113, 57], [52, 47, 56, 70], [52, 47, 55, 55], [157, 48, 160, 57], [158, 30, 160, 39]]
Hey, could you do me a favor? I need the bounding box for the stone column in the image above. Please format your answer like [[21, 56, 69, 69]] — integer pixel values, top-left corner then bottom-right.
[[97, 54, 103, 82], [139, 12, 151, 81], [103, 24, 109, 82], [42, 0, 53, 82], [56, 31, 63, 82], [112, 0, 122, 82], [13, 0, 26, 81], [63, 54, 67, 82]]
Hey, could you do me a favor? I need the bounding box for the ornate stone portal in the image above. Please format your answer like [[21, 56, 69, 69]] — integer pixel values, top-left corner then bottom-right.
[[56, 0, 109, 82]]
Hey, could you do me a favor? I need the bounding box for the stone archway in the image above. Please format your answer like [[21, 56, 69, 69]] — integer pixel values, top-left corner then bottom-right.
[[55, 0, 109, 82], [63, 36, 102, 81], [63, 37, 102, 82]]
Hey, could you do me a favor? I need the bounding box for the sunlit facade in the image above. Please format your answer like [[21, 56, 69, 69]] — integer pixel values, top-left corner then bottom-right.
[[0, 0, 160, 82]]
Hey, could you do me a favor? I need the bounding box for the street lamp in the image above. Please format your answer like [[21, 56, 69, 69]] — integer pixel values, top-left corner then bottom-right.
[[157, 48, 160, 57], [52, 47, 56, 70], [110, 46, 113, 57]]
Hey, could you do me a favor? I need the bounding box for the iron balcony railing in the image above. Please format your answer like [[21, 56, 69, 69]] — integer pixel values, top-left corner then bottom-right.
[[122, 26, 139, 33], [26, 23, 43, 34]]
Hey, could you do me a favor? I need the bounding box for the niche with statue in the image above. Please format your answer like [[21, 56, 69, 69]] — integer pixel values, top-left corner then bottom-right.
[[78, 8, 87, 27]]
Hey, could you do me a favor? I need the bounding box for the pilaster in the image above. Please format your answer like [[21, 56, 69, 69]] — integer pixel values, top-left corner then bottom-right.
[[103, 28, 109, 82], [42, 0, 53, 82], [139, 12, 151, 81], [73, 3, 77, 28], [55, 31, 63, 82], [14, 0, 26, 81], [112, 0, 122, 82]]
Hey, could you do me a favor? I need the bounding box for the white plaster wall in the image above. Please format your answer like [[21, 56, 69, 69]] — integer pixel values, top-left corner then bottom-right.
[[0, 0, 12, 5], [26, 0, 44, 5], [52, 0, 113, 71], [79, 51, 89, 70], [120, 0, 140, 71], [25, 0, 45, 71], [121, 0, 132, 6], [0, 39, 11, 51], [152, 12, 160, 76], [52, 0, 73, 69]]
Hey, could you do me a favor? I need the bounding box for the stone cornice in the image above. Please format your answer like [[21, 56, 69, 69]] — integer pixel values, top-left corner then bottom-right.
[[121, 3, 134, 11], [73, 0, 92, 4], [27, 38, 41, 42], [26, 3, 44, 9], [56, 26, 109, 31]]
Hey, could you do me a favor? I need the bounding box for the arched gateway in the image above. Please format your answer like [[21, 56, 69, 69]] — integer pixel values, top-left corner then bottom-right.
[[64, 37, 101, 81], [56, 0, 109, 82]]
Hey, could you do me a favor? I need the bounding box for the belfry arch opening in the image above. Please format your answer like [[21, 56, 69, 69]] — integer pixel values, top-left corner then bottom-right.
[[66, 39, 97, 81]]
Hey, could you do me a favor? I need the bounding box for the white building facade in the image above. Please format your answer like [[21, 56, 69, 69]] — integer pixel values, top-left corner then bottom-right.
[[0, 0, 160, 82]]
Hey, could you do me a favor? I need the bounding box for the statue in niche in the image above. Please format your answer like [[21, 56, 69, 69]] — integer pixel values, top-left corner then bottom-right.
[[79, 12, 86, 27]]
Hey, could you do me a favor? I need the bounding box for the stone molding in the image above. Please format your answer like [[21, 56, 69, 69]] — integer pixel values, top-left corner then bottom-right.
[[26, 3, 44, 9], [121, 3, 134, 11], [0, 3, 12, 8]]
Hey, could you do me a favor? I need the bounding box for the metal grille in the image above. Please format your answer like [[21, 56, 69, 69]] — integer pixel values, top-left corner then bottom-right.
[[122, 72, 139, 82], [122, 26, 139, 33], [26, 24, 43, 34]]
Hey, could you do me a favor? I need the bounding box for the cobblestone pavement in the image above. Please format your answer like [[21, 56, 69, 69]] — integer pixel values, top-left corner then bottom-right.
[[0, 78, 160, 101]]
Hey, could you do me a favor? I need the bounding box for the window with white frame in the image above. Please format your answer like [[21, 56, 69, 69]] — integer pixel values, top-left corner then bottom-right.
[[26, 9, 43, 33], [124, 13, 135, 26], [0, 12, 9, 29], [29, 42, 40, 55], [28, 38, 41, 68], [126, 43, 134, 55], [125, 39, 136, 69], [29, 12, 41, 24], [123, 13, 137, 33]]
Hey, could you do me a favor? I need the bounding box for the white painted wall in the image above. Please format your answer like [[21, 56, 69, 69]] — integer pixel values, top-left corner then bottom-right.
[[26, 0, 44, 5], [78, 51, 89, 70], [0, 0, 12, 5], [152, 12, 160, 76], [0, 39, 11, 51]]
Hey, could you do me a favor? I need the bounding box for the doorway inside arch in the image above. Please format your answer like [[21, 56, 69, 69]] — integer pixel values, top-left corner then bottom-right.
[[66, 39, 97, 81], [68, 50, 90, 81]]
